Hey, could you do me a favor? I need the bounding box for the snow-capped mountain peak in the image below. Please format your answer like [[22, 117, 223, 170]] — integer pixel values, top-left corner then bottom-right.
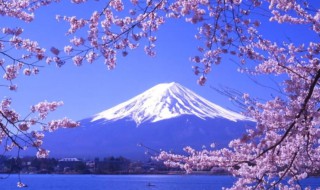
[[91, 82, 249, 125]]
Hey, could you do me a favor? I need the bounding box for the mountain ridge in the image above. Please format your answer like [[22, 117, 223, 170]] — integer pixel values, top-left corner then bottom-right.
[[91, 82, 250, 125]]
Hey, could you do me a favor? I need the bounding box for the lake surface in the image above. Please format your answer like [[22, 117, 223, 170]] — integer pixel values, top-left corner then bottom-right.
[[0, 174, 319, 190]]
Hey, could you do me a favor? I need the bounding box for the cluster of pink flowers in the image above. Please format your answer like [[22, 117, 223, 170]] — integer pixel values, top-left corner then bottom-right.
[[31, 101, 64, 119], [63, 45, 73, 54], [36, 148, 50, 158], [18, 122, 30, 131], [110, 0, 124, 11], [154, 0, 319, 189], [2, 27, 23, 36], [0, 2, 81, 188], [1, 98, 19, 123], [72, 55, 84, 66], [2, 99, 78, 158], [3, 64, 20, 80], [64, 16, 88, 34], [1, 97, 78, 158], [0, 1, 34, 22], [86, 51, 98, 63], [0, 23, 46, 92], [45, 118, 80, 132], [51, 0, 168, 69]]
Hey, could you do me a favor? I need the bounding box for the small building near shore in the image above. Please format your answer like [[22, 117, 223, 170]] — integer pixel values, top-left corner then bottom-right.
[[58, 158, 82, 173]]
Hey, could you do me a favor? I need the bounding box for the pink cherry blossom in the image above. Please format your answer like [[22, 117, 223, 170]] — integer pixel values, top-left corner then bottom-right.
[[23, 68, 32, 76], [64, 45, 73, 54], [72, 55, 84, 66], [36, 148, 49, 158], [86, 51, 98, 63], [46, 118, 80, 132], [18, 122, 30, 131], [31, 101, 64, 119]]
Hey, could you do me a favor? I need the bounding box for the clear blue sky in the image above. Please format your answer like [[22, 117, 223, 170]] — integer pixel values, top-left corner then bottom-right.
[[2, 1, 318, 122]]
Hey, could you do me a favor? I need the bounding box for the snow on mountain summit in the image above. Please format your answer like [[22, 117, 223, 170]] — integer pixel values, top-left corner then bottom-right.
[[91, 82, 249, 125]]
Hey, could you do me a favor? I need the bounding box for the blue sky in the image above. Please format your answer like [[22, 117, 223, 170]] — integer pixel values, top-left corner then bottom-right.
[[3, 1, 318, 122]]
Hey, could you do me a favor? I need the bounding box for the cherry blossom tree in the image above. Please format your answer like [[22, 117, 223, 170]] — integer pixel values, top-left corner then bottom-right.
[[0, 0, 319, 189], [0, 0, 79, 164]]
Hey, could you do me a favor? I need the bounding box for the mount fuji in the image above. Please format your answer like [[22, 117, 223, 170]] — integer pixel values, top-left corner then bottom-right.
[[41, 82, 254, 159], [92, 82, 249, 124]]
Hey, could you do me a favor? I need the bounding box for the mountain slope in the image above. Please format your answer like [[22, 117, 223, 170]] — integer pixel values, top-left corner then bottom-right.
[[92, 82, 249, 125], [42, 116, 253, 159]]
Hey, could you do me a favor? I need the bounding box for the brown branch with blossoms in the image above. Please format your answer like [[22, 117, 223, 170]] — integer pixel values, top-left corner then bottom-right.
[[0, 0, 80, 169], [257, 69, 320, 159], [0, 98, 79, 158], [0, 122, 24, 150], [50, 0, 167, 68], [154, 0, 319, 189], [0, 26, 46, 91]]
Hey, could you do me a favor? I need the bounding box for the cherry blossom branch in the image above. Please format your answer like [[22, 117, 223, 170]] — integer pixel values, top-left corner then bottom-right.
[[257, 69, 320, 158], [0, 122, 23, 150], [0, 51, 44, 67], [268, 151, 298, 190]]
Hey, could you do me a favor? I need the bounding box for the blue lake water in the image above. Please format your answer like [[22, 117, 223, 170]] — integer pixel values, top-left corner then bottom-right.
[[0, 174, 319, 190]]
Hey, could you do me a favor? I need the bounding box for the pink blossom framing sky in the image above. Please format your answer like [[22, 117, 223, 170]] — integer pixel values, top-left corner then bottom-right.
[[1, 0, 318, 122]]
